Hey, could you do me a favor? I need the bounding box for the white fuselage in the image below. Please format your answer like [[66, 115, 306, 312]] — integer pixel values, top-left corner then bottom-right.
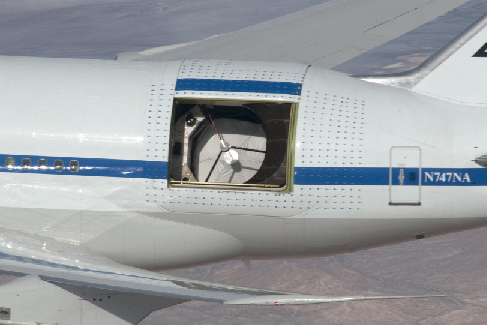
[[0, 56, 486, 270]]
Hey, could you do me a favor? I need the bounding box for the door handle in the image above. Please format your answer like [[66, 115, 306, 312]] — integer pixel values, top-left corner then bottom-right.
[[398, 169, 404, 185]]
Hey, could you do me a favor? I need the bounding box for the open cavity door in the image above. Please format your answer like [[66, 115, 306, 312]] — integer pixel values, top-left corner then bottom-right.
[[168, 99, 296, 192], [389, 146, 421, 206]]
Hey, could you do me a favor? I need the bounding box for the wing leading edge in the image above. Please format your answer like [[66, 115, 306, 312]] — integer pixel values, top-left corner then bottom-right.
[[0, 229, 443, 307], [117, 0, 471, 68]]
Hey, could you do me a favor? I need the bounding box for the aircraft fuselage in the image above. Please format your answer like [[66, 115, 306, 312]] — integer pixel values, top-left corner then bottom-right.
[[0, 56, 486, 270]]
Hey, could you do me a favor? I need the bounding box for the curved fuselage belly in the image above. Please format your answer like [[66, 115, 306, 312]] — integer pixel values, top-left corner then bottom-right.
[[0, 56, 486, 270]]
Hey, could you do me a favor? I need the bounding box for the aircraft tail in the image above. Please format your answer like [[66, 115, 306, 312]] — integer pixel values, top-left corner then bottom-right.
[[358, 12, 487, 107]]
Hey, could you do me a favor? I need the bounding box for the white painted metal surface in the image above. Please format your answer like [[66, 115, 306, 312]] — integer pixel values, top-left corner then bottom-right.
[[1, 53, 487, 275]]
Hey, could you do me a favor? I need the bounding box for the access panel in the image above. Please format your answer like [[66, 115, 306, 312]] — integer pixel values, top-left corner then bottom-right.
[[389, 146, 421, 206]]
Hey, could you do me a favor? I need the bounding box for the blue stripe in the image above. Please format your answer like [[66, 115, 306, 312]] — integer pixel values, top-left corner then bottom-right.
[[0, 154, 167, 179], [0, 154, 484, 186], [175, 79, 302, 95], [295, 167, 389, 186], [295, 167, 484, 186]]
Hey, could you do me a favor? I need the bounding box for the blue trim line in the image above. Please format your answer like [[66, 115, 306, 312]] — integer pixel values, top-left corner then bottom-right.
[[295, 167, 389, 186], [175, 78, 302, 95], [0, 154, 485, 186], [0, 154, 167, 179], [294, 167, 485, 186]]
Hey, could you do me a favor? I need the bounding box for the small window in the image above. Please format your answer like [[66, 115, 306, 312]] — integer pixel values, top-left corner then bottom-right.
[[22, 158, 31, 170], [38, 159, 47, 171], [54, 160, 63, 172], [70, 160, 79, 172], [5, 157, 14, 170], [409, 172, 417, 182]]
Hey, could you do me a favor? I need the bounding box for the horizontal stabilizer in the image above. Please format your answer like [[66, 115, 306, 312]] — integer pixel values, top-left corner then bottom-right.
[[359, 12, 487, 106], [117, 0, 470, 68]]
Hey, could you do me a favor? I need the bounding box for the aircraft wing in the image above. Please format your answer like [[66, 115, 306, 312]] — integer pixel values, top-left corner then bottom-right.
[[0, 229, 439, 307], [117, 0, 471, 68]]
